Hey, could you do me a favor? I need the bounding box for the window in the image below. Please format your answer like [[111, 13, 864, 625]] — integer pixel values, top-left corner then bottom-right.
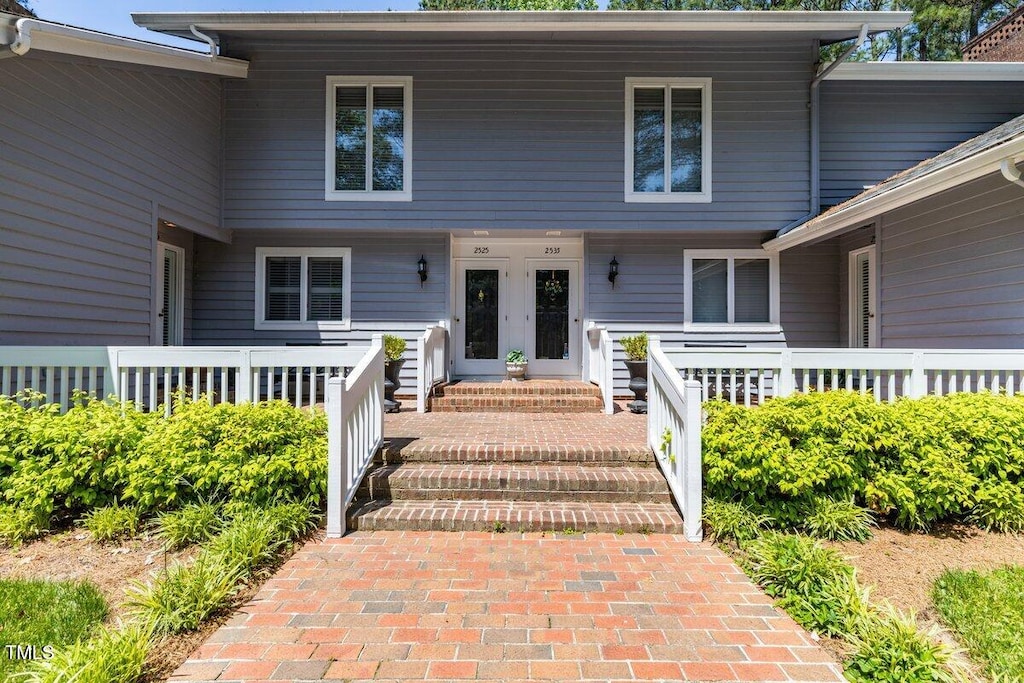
[[326, 76, 412, 201], [625, 78, 711, 203], [684, 250, 779, 330], [255, 248, 352, 330]]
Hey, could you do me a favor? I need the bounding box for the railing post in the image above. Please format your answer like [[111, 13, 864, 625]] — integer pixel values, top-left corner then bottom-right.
[[602, 332, 614, 415], [105, 347, 119, 402], [237, 349, 252, 405], [326, 376, 348, 538], [777, 349, 794, 397], [647, 336, 661, 446], [416, 329, 427, 414], [910, 351, 927, 398], [683, 379, 703, 542]]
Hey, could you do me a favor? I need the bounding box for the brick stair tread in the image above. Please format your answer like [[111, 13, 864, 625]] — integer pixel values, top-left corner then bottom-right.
[[382, 441, 655, 466], [348, 500, 684, 534], [431, 396, 604, 413], [436, 380, 601, 397]]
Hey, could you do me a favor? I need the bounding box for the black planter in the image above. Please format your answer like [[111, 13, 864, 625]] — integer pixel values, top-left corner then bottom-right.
[[384, 359, 405, 413], [625, 359, 648, 414]]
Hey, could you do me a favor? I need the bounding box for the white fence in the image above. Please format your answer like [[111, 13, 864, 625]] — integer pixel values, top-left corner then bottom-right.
[[586, 325, 615, 414], [326, 336, 385, 538], [647, 336, 703, 542], [663, 348, 1024, 405], [416, 321, 448, 413]]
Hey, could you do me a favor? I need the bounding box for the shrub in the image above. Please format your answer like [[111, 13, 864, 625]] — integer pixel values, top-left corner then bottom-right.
[[970, 480, 1024, 533], [155, 501, 223, 549], [126, 551, 242, 634], [383, 334, 407, 361], [0, 505, 49, 546], [801, 498, 875, 542], [18, 621, 153, 683], [619, 333, 648, 361], [702, 498, 771, 544], [81, 503, 141, 543]]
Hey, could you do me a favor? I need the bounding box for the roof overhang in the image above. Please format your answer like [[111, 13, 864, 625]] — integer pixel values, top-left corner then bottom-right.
[[0, 14, 248, 77], [823, 60, 1024, 81], [132, 10, 911, 44], [763, 135, 1024, 252]]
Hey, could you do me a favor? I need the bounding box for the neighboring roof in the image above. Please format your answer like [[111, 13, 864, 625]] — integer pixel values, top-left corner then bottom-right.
[[0, 0, 33, 18], [824, 60, 1024, 80], [763, 114, 1024, 251], [0, 13, 248, 77], [132, 10, 911, 44], [964, 3, 1024, 61]]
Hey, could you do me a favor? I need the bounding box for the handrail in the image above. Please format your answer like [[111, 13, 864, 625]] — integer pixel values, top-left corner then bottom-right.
[[416, 321, 448, 413], [326, 335, 385, 538], [586, 325, 615, 414]]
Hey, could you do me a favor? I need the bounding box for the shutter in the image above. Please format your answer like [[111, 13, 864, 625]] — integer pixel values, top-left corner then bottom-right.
[[308, 257, 345, 321], [265, 257, 301, 321]]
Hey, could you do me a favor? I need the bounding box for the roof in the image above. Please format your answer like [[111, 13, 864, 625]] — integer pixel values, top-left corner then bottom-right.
[[0, 13, 248, 77], [0, 0, 32, 18], [132, 10, 911, 44], [823, 60, 1024, 80], [764, 114, 1024, 252]]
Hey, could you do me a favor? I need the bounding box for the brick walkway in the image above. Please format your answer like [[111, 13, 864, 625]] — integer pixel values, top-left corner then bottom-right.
[[172, 532, 844, 683]]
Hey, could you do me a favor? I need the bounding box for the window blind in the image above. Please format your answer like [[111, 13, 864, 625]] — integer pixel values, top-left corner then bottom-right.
[[265, 256, 301, 321]]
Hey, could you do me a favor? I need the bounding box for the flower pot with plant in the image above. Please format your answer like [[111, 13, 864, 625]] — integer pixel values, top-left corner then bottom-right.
[[383, 334, 407, 413], [505, 349, 528, 381], [619, 332, 648, 414]]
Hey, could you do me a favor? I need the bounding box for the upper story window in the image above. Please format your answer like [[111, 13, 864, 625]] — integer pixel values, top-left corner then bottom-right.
[[625, 78, 711, 203], [326, 76, 412, 201], [683, 250, 779, 331], [255, 248, 352, 330]]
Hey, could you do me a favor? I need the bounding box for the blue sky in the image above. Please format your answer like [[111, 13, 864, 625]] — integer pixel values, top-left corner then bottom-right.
[[31, 0, 422, 48]]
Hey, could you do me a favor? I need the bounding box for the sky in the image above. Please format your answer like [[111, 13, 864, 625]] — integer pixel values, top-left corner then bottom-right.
[[30, 0, 423, 49]]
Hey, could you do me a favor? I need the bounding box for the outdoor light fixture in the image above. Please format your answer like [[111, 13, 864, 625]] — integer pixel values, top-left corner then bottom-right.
[[417, 255, 428, 285], [608, 257, 619, 287]]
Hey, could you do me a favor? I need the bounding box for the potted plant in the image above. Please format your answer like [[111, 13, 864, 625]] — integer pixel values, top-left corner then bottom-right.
[[383, 334, 406, 413], [505, 349, 528, 381], [619, 332, 648, 414]]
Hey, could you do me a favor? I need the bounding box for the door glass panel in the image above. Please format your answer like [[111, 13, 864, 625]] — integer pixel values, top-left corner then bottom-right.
[[535, 269, 570, 360], [465, 269, 499, 360]]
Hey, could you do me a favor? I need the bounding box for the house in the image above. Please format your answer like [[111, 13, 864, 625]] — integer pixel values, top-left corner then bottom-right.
[[2, 10, 1024, 396]]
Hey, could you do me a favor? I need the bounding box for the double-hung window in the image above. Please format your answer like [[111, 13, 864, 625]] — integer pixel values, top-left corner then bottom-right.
[[626, 78, 711, 203], [255, 248, 352, 330], [684, 250, 779, 331], [326, 76, 412, 201]]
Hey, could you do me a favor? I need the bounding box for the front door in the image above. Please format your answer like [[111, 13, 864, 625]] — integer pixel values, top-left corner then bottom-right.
[[454, 259, 509, 376], [526, 260, 580, 377]]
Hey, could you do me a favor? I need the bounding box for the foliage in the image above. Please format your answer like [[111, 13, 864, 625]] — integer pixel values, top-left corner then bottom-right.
[[15, 622, 153, 683], [0, 505, 49, 546], [506, 349, 527, 364], [81, 503, 141, 543], [155, 501, 223, 549], [702, 498, 771, 543], [619, 333, 648, 362], [933, 565, 1024, 681], [0, 578, 108, 678], [801, 498, 875, 542], [383, 334, 407, 362]]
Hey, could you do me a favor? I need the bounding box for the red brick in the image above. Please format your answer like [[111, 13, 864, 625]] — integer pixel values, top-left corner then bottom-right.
[[633, 661, 684, 680], [427, 661, 477, 679]]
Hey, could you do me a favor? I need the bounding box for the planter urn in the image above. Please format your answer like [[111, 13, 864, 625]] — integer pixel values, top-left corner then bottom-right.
[[625, 359, 648, 414], [384, 359, 405, 413], [506, 362, 528, 382]]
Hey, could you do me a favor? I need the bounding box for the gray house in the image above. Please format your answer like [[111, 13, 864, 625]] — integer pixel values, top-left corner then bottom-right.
[[2, 10, 1024, 393]]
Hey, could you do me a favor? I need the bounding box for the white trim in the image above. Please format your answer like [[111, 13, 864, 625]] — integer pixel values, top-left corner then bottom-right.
[[683, 249, 780, 329], [254, 247, 353, 331], [625, 78, 712, 204], [325, 76, 413, 202], [825, 61, 1024, 81], [848, 245, 878, 348], [157, 242, 185, 346]]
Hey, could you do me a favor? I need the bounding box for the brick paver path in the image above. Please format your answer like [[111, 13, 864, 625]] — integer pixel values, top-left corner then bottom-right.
[[172, 532, 844, 682]]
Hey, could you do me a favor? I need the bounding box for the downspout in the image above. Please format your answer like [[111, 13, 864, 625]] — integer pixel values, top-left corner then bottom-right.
[[775, 24, 871, 238], [189, 24, 218, 61], [1000, 158, 1024, 189], [2, 17, 35, 59]]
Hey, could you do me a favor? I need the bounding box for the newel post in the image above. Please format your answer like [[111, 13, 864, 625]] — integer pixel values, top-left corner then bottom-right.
[[909, 351, 927, 398], [326, 376, 348, 538], [683, 379, 704, 542], [777, 349, 795, 397]]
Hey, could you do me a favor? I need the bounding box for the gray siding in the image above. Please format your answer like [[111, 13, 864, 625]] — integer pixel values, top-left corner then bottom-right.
[[222, 38, 812, 233], [838, 226, 875, 346], [820, 81, 1024, 208], [780, 239, 840, 347], [0, 53, 222, 345], [879, 173, 1024, 348], [157, 224, 195, 345]]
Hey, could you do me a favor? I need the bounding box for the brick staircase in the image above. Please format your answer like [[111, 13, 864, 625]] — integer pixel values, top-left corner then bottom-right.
[[348, 382, 685, 534]]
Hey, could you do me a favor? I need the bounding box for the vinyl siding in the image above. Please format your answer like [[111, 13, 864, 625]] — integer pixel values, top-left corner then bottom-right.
[[222, 38, 812, 233], [780, 239, 840, 347], [879, 173, 1024, 348], [0, 52, 221, 345], [838, 226, 875, 347], [157, 225, 195, 345], [820, 81, 1024, 208]]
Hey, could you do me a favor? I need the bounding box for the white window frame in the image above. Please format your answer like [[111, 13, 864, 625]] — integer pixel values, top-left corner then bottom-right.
[[325, 76, 413, 202], [625, 77, 712, 204], [683, 249, 780, 332], [255, 247, 352, 331], [848, 245, 878, 348]]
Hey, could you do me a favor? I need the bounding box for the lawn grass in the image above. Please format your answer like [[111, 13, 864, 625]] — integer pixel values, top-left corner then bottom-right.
[[0, 578, 109, 677], [933, 565, 1024, 681]]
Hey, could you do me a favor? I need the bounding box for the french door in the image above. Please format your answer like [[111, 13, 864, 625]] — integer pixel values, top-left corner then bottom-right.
[[526, 260, 580, 377], [157, 242, 184, 346], [454, 259, 509, 376], [849, 246, 877, 348]]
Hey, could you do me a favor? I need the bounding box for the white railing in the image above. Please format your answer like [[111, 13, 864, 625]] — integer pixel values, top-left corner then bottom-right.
[[648, 336, 704, 542], [663, 348, 1024, 405], [586, 325, 615, 414], [0, 347, 115, 412], [326, 335, 385, 538], [416, 321, 448, 413]]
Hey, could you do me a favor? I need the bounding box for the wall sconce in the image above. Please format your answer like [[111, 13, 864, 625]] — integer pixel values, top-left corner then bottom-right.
[[608, 257, 619, 288], [417, 255, 428, 286]]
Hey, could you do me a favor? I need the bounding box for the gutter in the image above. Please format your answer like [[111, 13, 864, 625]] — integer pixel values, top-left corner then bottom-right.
[[1001, 158, 1024, 189]]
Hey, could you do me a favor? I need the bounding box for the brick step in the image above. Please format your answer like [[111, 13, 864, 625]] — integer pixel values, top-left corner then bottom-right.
[[357, 464, 672, 503], [431, 395, 604, 413], [381, 440, 656, 467], [348, 500, 684, 534], [436, 380, 602, 397]]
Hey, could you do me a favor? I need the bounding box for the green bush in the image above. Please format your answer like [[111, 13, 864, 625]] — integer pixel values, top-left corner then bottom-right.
[[383, 334, 407, 361], [155, 501, 223, 549], [81, 503, 141, 543], [0, 505, 49, 546], [17, 621, 153, 683], [702, 498, 771, 544], [801, 498, 875, 542], [619, 333, 648, 361]]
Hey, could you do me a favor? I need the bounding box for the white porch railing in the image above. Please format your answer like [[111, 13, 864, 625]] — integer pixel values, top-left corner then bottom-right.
[[663, 348, 1024, 405], [416, 321, 448, 413], [586, 325, 615, 414], [648, 336, 704, 542], [326, 335, 385, 538]]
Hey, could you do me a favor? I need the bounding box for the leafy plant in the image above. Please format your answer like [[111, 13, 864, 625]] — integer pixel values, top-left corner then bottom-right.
[[702, 498, 771, 544], [16, 621, 153, 683], [383, 334, 407, 362], [81, 503, 141, 543], [154, 501, 223, 549], [505, 349, 526, 364], [0, 505, 49, 546], [126, 551, 242, 634], [801, 498, 875, 542], [970, 480, 1024, 533], [619, 333, 648, 361]]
